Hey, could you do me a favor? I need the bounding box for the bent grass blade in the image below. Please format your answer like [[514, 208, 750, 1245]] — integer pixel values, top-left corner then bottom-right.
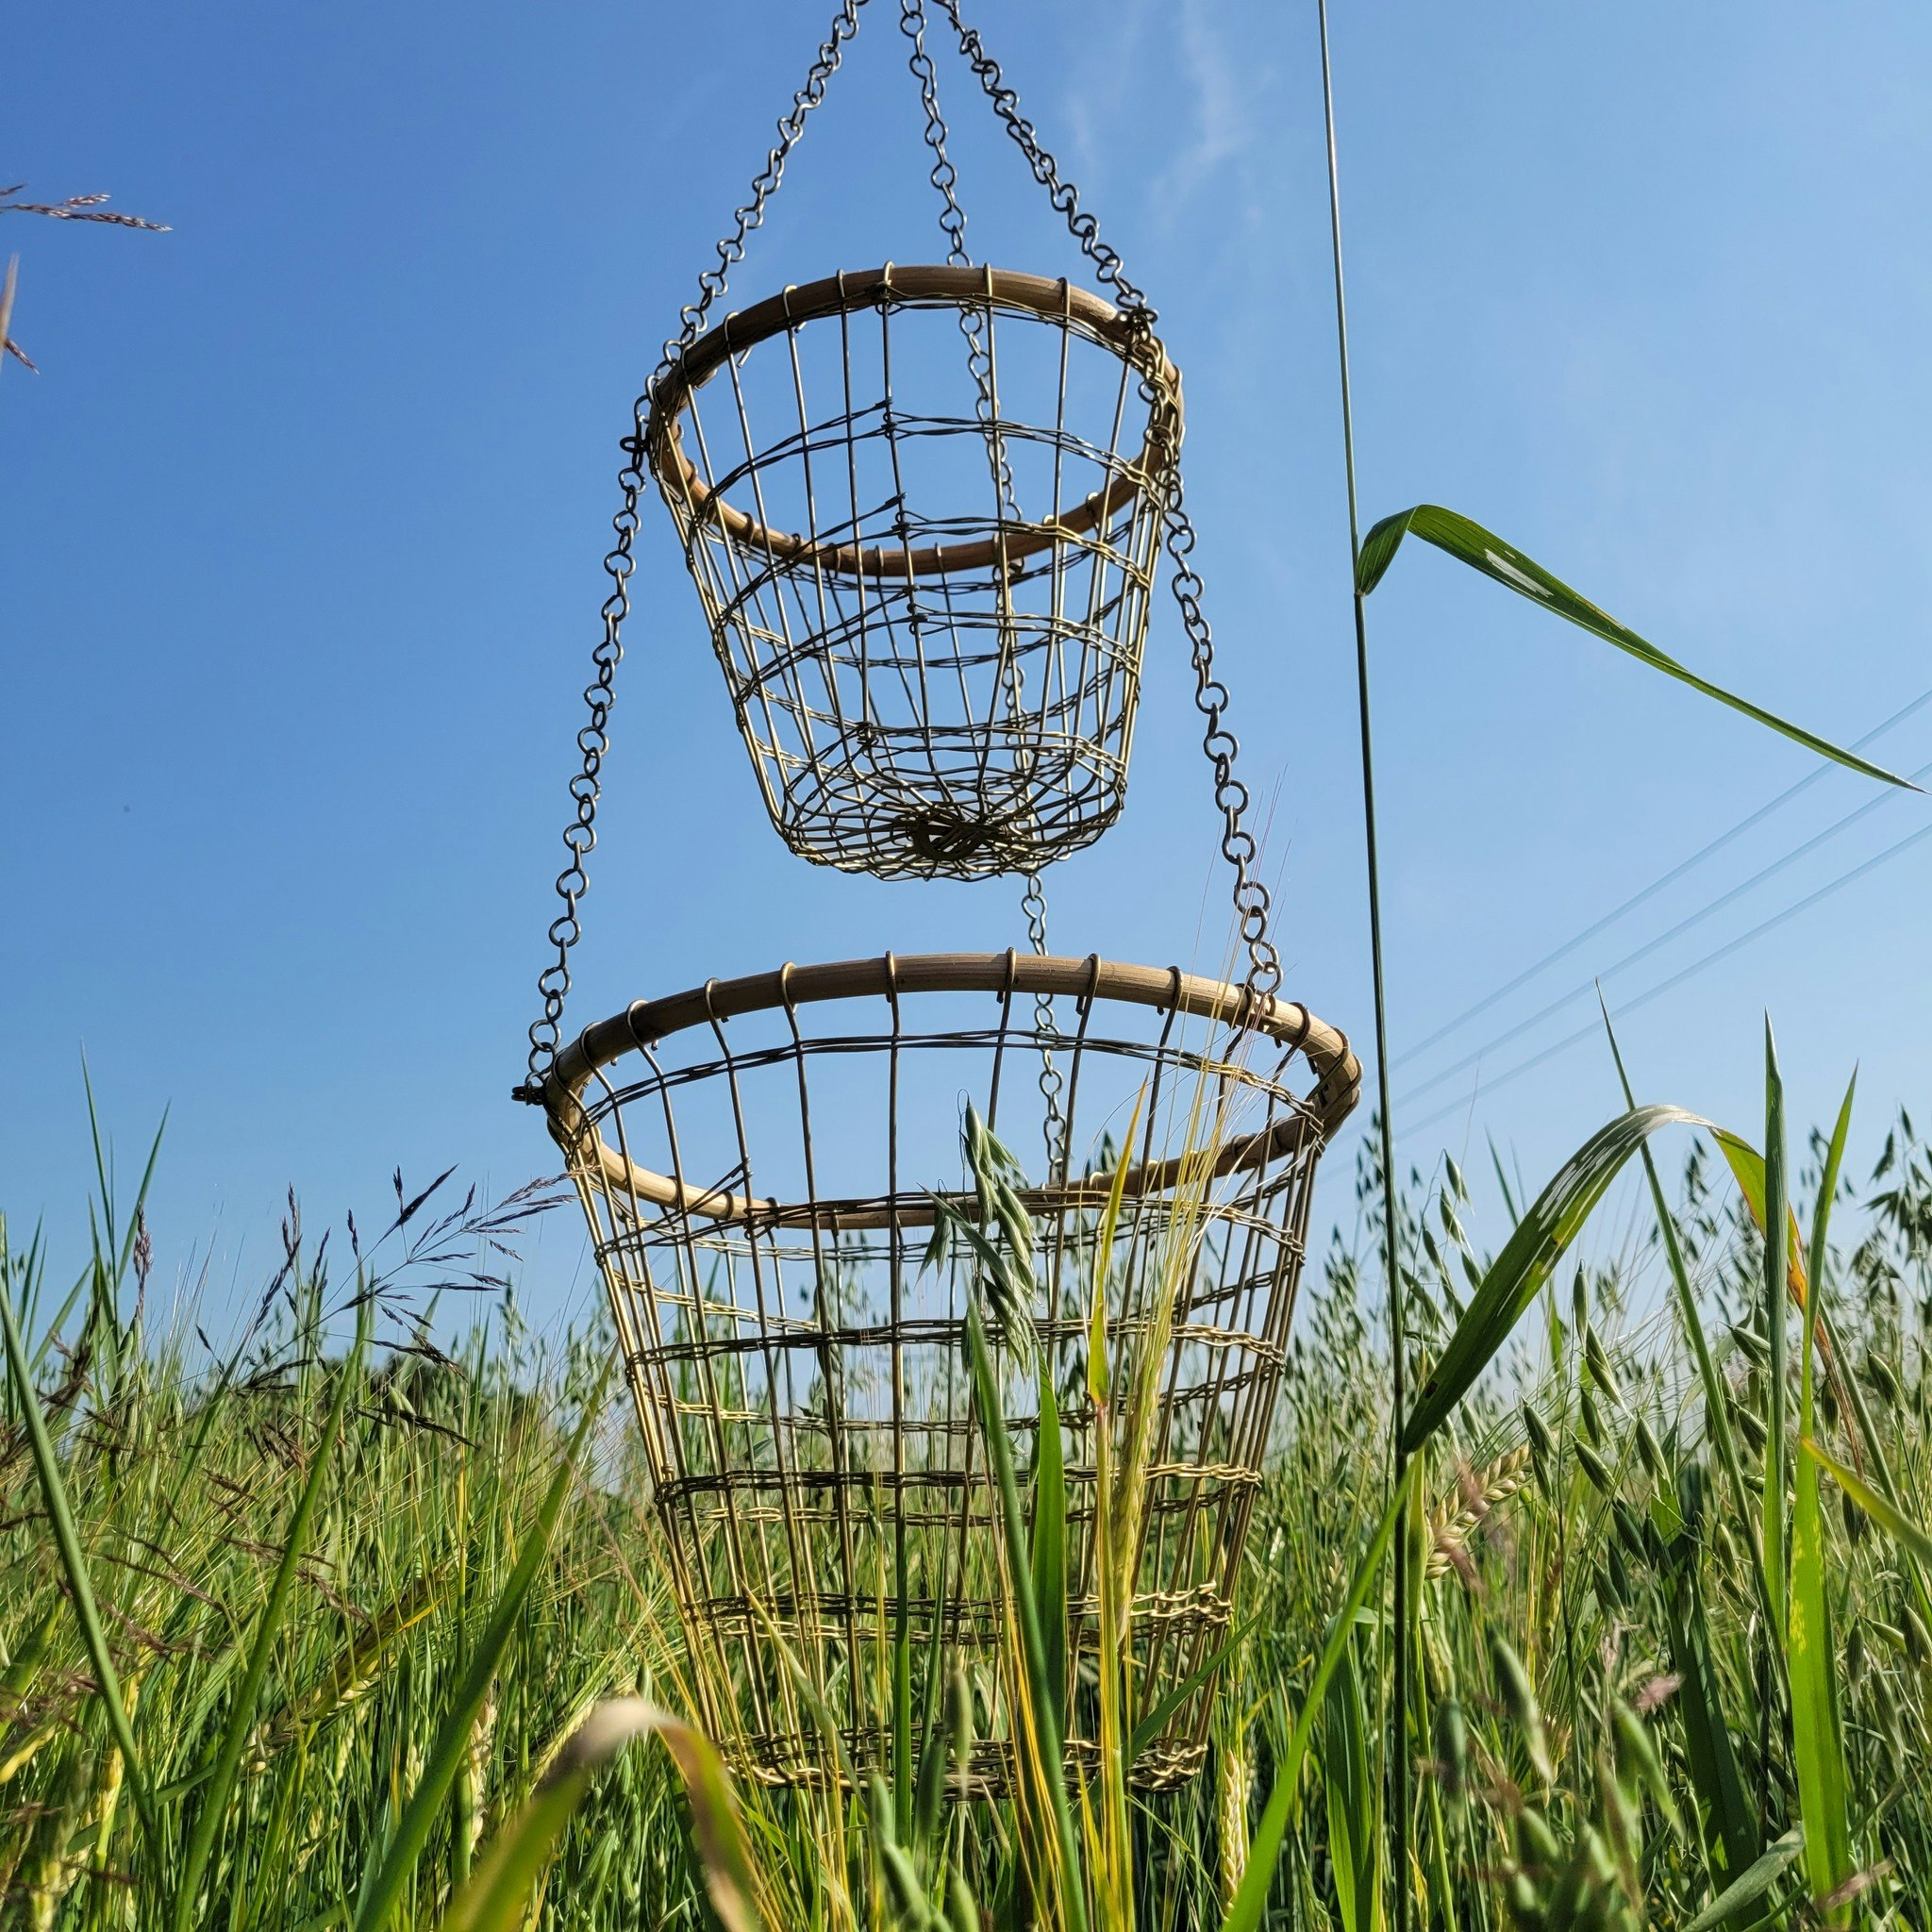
[[0, 1221, 158, 1844], [1357, 504, 1916, 791], [437, 1700, 764, 1932], [1401, 1106, 1707, 1453]]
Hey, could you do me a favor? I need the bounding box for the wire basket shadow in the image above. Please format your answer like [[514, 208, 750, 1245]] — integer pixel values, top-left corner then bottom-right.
[[646, 268, 1182, 881], [542, 952, 1358, 1794]]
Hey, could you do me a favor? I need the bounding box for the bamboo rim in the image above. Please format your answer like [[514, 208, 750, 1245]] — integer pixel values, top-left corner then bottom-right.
[[544, 951, 1360, 1230], [645, 265, 1183, 582]]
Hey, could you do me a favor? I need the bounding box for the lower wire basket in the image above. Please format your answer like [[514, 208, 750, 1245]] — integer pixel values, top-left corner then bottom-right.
[[541, 951, 1358, 1793]]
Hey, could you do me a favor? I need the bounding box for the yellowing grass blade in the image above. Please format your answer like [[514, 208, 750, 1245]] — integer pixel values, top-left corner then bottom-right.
[[437, 1702, 764, 1932], [1357, 504, 1916, 790]]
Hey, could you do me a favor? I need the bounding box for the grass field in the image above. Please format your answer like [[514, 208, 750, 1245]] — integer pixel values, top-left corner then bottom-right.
[[7, 1056, 1932, 1930]]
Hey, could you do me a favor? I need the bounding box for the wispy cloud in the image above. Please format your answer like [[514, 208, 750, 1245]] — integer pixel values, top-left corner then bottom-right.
[[1150, 0, 1266, 233], [1058, 0, 1269, 230]]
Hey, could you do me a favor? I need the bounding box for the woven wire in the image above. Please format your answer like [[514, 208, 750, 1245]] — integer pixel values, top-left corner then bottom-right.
[[646, 269, 1180, 882], [550, 957, 1351, 1794]]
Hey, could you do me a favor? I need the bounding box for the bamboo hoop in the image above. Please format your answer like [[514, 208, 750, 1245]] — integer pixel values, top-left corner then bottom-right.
[[646, 265, 1181, 580]]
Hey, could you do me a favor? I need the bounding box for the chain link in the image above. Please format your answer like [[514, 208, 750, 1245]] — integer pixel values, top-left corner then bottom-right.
[[903, 0, 1065, 1170], [899, 0, 970, 267], [933, 0, 1279, 1010], [522, 0, 1280, 1095], [661, 0, 867, 381], [519, 1, 867, 1098], [1165, 483, 1281, 1003], [929, 0, 1148, 315], [517, 401, 648, 1097], [1021, 869, 1068, 1177]]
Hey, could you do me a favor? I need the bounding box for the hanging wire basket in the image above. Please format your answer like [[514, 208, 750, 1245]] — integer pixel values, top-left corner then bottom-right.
[[541, 952, 1357, 1793], [645, 267, 1183, 882]]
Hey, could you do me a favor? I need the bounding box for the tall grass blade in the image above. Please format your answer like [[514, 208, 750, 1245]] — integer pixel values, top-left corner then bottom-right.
[[352, 1369, 610, 1932], [1714, 1112, 1931, 1614], [1789, 1073, 1856, 1923], [0, 1221, 157, 1842], [1321, 1624, 1382, 1932], [1663, 1542, 1758, 1879], [1401, 1106, 1705, 1451], [1220, 1462, 1418, 1932], [1356, 504, 1915, 789], [1084, 1088, 1141, 1929], [172, 1303, 370, 1932]]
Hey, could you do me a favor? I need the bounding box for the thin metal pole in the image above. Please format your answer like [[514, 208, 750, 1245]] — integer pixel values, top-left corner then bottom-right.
[[1315, 4, 1410, 1926]]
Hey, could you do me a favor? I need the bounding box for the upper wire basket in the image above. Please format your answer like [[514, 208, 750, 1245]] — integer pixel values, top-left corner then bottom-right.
[[541, 952, 1357, 1793], [645, 267, 1183, 882]]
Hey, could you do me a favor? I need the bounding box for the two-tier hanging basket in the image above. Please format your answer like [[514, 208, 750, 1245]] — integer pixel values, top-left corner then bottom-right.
[[541, 952, 1357, 1791], [521, 0, 1346, 1807], [646, 266, 1182, 882]]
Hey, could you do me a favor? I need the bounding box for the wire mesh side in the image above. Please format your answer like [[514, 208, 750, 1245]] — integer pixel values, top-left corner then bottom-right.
[[558, 969, 1337, 1794], [649, 273, 1179, 881]]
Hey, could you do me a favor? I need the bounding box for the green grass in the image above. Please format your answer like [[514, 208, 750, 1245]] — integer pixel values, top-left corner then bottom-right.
[[10, 1075, 1932, 1928]]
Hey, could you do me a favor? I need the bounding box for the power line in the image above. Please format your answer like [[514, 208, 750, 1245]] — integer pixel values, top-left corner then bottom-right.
[[1401, 812, 1932, 1138], [1393, 682, 1932, 1068], [1396, 750, 1932, 1108]]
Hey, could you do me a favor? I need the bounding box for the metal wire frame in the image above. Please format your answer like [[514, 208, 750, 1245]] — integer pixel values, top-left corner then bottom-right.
[[541, 953, 1358, 1794], [644, 267, 1183, 883]]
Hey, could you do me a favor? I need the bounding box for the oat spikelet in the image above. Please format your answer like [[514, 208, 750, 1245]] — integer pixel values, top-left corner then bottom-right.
[[1217, 1727, 1252, 1914], [1427, 1445, 1535, 1581]]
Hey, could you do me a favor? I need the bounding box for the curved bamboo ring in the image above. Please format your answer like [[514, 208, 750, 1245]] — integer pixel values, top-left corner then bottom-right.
[[545, 952, 1359, 1231], [645, 265, 1183, 583]]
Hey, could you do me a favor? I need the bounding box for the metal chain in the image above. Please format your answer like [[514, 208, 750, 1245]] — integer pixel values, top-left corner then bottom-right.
[[1165, 483, 1281, 1002], [929, 0, 1148, 314], [902, 0, 1065, 1173], [521, 0, 1279, 1097], [932, 0, 1280, 1010], [519, 0, 868, 1097], [1021, 869, 1068, 1178], [899, 0, 1015, 517], [899, 0, 970, 267], [517, 402, 645, 1099], [660, 0, 868, 382]]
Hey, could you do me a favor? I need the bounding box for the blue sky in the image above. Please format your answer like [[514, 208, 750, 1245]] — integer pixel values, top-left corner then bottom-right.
[[8, 1, 1932, 1330]]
